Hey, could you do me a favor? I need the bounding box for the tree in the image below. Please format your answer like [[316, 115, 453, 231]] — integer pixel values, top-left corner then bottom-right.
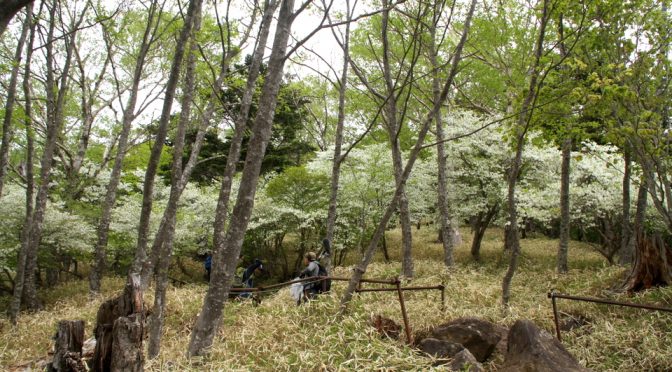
[[323, 0, 354, 272], [89, 0, 164, 295], [10, 0, 86, 321], [188, 0, 304, 356], [339, 0, 477, 314], [130, 0, 202, 283], [0, 0, 32, 37], [427, 0, 459, 267], [0, 6, 30, 199], [502, 0, 551, 306]]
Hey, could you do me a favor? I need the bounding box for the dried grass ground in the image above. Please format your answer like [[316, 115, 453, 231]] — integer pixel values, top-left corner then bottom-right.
[[1, 227, 671, 371]]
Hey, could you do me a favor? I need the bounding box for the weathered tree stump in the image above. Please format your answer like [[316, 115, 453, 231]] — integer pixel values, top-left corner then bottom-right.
[[110, 313, 144, 372], [92, 274, 144, 372], [623, 232, 672, 292], [49, 320, 86, 372]]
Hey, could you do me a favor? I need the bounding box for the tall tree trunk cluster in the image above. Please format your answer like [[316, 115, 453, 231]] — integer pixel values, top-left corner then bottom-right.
[[188, 0, 297, 356], [10, 0, 86, 323]]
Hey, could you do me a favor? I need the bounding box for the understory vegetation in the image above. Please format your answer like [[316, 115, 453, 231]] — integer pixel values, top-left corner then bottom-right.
[[2, 227, 670, 371]]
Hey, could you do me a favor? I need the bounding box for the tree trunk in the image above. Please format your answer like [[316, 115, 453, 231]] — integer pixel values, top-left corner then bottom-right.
[[0, 6, 30, 198], [381, 232, 390, 262], [16, 0, 81, 313], [187, 0, 294, 357], [557, 137, 571, 273], [618, 148, 634, 265], [471, 204, 499, 261], [110, 314, 144, 372], [324, 0, 353, 273], [0, 0, 32, 37], [380, 1, 414, 278], [147, 2, 202, 357], [49, 320, 85, 372], [429, 0, 455, 268], [211, 0, 279, 258], [502, 0, 550, 306], [130, 0, 200, 281], [142, 0, 261, 286], [89, 1, 160, 295], [92, 274, 144, 372], [8, 2, 34, 326], [339, 0, 476, 314], [623, 179, 672, 291]]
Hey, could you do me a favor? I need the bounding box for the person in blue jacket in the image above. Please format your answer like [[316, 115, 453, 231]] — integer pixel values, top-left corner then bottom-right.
[[204, 254, 212, 281]]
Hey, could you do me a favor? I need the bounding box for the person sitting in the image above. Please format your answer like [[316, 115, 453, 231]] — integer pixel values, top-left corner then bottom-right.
[[298, 252, 320, 302]]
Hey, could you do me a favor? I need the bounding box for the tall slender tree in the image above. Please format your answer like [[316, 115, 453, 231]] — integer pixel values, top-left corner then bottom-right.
[[8, 2, 35, 326], [502, 0, 551, 306], [130, 0, 202, 284], [188, 0, 300, 356], [89, 0, 164, 295], [323, 0, 355, 272], [10, 0, 86, 317], [339, 0, 477, 314], [0, 7, 31, 198]]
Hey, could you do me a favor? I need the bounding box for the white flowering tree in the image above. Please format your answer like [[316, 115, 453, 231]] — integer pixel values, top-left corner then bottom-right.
[[0, 185, 94, 290]]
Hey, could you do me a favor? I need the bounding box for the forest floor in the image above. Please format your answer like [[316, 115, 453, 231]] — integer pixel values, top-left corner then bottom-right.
[[1, 227, 671, 371]]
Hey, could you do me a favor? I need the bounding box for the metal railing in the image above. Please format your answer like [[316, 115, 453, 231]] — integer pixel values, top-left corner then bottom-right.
[[229, 275, 445, 343], [547, 290, 672, 341]]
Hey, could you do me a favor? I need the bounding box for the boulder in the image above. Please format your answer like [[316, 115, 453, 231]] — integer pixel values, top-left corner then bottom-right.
[[449, 349, 484, 372], [499, 319, 590, 372], [418, 338, 465, 358], [430, 317, 503, 362]]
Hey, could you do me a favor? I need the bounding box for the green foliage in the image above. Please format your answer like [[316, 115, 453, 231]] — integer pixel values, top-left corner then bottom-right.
[[265, 166, 329, 211]]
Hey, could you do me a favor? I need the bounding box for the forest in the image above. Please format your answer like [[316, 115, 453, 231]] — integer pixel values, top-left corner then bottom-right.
[[0, 0, 671, 370]]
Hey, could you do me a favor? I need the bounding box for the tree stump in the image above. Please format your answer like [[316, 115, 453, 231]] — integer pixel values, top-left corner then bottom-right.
[[110, 314, 144, 372], [623, 232, 672, 292], [92, 274, 144, 372], [50, 320, 86, 372]]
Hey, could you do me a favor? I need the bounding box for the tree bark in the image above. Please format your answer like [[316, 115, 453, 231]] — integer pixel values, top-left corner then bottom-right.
[[15, 0, 82, 313], [130, 0, 200, 282], [7, 2, 34, 326], [211, 0, 279, 257], [429, 0, 456, 268], [0, 0, 32, 37], [0, 6, 29, 198], [380, 0, 414, 278], [339, 0, 477, 314], [110, 314, 144, 372], [324, 0, 353, 273], [50, 320, 85, 372], [623, 179, 672, 290], [471, 203, 499, 261], [502, 0, 550, 306], [618, 148, 634, 265], [92, 274, 144, 372], [187, 0, 295, 357], [557, 137, 571, 273], [147, 2, 202, 356], [89, 1, 160, 295]]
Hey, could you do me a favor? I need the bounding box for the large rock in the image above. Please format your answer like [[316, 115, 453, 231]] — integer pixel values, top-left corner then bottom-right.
[[418, 338, 465, 358], [430, 318, 503, 362], [499, 319, 590, 372], [449, 349, 484, 372]]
